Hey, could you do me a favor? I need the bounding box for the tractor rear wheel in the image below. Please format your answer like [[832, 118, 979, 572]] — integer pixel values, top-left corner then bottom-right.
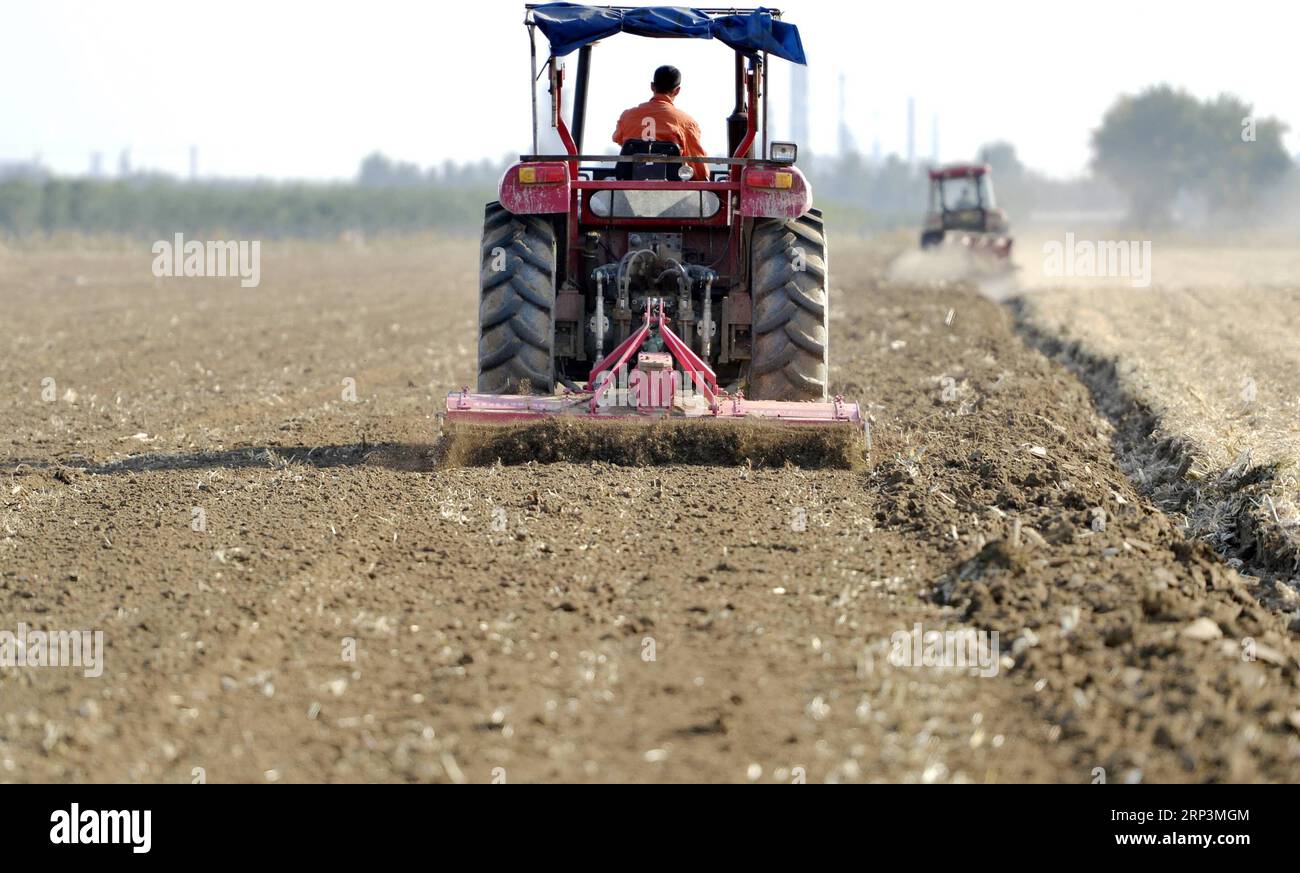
[[749, 208, 829, 402], [477, 202, 557, 394]]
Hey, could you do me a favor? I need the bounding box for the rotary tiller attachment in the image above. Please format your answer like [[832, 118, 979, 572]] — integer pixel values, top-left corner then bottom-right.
[[441, 300, 866, 469]]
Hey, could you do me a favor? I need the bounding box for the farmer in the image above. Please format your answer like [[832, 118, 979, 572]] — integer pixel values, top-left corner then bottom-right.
[[613, 65, 710, 182]]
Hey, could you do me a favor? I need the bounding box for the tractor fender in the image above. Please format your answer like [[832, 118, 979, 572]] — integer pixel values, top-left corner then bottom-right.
[[499, 162, 571, 215], [739, 165, 813, 218]]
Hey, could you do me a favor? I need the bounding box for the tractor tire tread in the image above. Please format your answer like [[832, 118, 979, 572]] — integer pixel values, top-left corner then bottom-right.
[[748, 212, 830, 401], [476, 202, 556, 394]]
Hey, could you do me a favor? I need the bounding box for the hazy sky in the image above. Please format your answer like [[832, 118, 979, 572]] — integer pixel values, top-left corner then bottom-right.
[[2, 0, 1293, 180]]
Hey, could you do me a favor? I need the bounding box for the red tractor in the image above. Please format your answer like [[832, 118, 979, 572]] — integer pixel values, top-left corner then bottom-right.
[[920, 164, 1013, 261], [447, 4, 861, 431]]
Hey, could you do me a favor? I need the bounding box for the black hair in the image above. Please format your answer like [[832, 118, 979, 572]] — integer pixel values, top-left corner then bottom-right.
[[652, 65, 682, 93]]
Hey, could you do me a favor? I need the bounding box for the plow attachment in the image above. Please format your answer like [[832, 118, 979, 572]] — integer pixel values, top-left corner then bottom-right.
[[442, 300, 866, 469]]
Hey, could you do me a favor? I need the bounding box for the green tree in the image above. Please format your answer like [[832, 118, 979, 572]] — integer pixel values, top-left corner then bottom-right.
[[1196, 94, 1291, 216], [1091, 85, 1292, 225], [977, 141, 1025, 182], [976, 141, 1029, 217]]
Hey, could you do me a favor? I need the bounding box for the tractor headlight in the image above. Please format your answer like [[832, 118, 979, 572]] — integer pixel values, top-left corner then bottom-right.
[[770, 142, 798, 163], [677, 164, 695, 181]]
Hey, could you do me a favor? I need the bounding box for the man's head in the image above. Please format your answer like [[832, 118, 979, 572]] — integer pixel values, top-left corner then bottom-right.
[[651, 65, 682, 96]]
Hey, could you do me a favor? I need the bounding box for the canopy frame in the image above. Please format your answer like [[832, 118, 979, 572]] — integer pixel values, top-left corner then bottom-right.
[[522, 5, 796, 168]]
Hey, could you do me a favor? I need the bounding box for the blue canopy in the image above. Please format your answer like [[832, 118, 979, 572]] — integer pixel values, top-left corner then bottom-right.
[[529, 4, 807, 65]]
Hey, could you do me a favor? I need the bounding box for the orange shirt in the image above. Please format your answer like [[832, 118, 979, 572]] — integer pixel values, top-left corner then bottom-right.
[[612, 94, 710, 182]]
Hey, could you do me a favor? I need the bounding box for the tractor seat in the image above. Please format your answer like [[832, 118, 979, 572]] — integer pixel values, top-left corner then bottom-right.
[[615, 139, 683, 181]]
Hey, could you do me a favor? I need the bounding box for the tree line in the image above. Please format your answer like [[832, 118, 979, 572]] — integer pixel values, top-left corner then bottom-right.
[[0, 154, 512, 239], [0, 85, 1292, 238]]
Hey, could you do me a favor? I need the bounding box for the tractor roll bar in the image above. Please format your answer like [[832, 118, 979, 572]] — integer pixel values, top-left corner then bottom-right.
[[528, 23, 539, 154], [525, 6, 777, 173], [571, 45, 592, 152]]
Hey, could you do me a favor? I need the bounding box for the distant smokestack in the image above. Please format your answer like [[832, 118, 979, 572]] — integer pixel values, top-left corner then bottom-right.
[[89, 151, 103, 178], [189, 146, 198, 181], [118, 149, 131, 178], [906, 98, 915, 164], [790, 64, 809, 148]]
